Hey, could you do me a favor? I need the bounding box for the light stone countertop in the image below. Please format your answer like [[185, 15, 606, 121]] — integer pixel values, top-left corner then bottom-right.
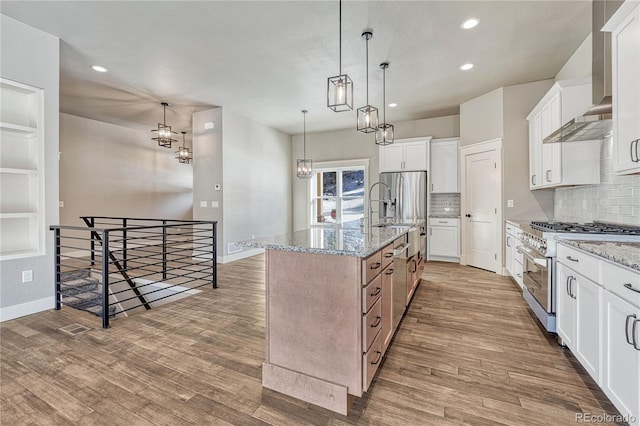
[[561, 240, 640, 272], [238, 224, 410, 258]]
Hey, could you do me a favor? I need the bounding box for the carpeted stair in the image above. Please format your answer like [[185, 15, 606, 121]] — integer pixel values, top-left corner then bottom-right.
[[59, 269, 117, 317]]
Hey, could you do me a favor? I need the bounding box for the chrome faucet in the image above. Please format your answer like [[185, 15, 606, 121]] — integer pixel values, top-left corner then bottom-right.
[[368, 181, 394, 227]]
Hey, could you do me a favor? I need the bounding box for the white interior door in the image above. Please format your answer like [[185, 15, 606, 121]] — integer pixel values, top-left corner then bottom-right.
[[461, 139, 501, 273]]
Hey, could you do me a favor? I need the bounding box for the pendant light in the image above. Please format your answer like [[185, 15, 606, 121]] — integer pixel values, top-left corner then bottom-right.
[[376, 62, 394, 145], [327, 0, 353, 112], [357, 30, 379, 134], [151, 102, 177, 148], [296, 110, 313, 179], [176, 131, 193, 164]]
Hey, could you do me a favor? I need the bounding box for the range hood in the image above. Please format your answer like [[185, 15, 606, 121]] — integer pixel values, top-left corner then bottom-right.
[[543, 0, 623, 144]]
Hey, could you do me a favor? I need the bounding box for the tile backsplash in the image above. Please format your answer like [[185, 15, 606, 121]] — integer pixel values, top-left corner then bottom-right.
[[430, 193, 461, 216], [554, 135, 640, 226]]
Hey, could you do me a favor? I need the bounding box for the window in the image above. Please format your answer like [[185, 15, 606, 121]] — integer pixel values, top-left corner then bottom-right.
[[310, 161, 367, 225]]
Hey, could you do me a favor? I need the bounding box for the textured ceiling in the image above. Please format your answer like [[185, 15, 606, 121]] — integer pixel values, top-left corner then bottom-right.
[[1, 1, 592, 136]]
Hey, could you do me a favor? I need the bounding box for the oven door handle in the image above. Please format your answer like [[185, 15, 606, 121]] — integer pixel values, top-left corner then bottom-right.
[[517, 247, 548, 267]]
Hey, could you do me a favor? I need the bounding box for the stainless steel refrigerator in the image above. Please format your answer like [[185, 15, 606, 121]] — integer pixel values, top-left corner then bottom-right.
[[379, 171, 428, 222]]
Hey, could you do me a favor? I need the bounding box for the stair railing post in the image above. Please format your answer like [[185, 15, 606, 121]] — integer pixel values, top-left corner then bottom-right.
[[162, 220, 168, 280], [90, 217, 95, 266], [54, 227, 61, 310], [101, 229, 110, 328], [122, 218, 128, 270], [212, 222, 217, 289]]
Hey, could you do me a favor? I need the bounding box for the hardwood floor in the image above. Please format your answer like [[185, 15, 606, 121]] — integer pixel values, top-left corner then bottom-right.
[[1, 257, 623, 425]]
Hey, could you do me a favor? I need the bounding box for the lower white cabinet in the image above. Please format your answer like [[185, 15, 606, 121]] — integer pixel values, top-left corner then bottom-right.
[[603, 291, 640, 425], [428, 218, 459, 261], [557, 263, 577, 349], [505, 222, 524, 288]]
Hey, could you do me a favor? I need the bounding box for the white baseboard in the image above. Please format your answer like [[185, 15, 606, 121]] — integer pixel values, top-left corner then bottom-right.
[[218, 248, 265, 264], [0, 296, 55, 322], [428, 255, 460, 263]]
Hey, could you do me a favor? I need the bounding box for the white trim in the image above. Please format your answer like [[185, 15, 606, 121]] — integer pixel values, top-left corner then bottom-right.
[[0, 296, 55, 322], [313, 158, 369, 169], [602, 1, 640, 32], [394, 136, 433, 144], [218, 247, 265, 264]]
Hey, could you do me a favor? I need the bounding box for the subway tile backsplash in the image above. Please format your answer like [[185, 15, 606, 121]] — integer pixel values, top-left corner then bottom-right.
[[430, 193, 461, 216], [554, 135, 640, 226]]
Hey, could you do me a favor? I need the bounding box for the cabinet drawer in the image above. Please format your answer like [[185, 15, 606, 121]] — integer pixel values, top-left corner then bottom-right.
[[362, 274, 382, 314], [601, 260, 640, 308], [506, 224, 515, 235], [429, 218, 459, 227], [363, 327, 383, 392], [381, 243, 394, 269], [557, 244, 599, 282], [362, 251, 383, 285], [363, 298, 382, 353]]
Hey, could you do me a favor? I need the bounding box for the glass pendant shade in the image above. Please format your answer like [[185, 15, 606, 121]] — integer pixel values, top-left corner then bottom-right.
[[327, 74, 353, 112], [357, 105, 379, 133], [327, 0, 353, 112], [376, 123, 395, 145], [376, 62, 394, 145], [356, 30, 379, 134], [297, 110, 313, 179], [151, 102, 177, 148], [176, 132, 193, 164]]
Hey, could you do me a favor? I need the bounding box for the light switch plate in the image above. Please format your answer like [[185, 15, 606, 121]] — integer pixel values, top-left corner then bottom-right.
[[200, 201, 207, 208], [22, 270, 33, 283], [59, 201, 64, 208], [204, 121, 215, 130], [211, 201, 219, 208], [507, 199, 514, 208]]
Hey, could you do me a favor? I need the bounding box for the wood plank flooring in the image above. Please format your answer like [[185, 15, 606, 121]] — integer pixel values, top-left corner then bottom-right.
[[1, 257, 624, 425]]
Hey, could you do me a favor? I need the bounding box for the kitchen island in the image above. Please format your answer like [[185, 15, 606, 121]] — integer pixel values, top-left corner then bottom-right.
[[240, 224, 421, 414]]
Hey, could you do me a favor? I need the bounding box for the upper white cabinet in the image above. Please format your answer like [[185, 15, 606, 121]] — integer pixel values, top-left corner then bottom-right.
[[379, 138, 430, 172], [430, 138, 459, 193], [605, 1, 640, 175], [527, 79, 601, 189], [0, 78, 45, 260]]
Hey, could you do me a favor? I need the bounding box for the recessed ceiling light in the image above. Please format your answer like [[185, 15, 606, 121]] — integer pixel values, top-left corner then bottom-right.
[[91, 65, 108, 73], [460, 63, 475, 71], [388, 103, 398, 108], [461, 18, 479, 29]]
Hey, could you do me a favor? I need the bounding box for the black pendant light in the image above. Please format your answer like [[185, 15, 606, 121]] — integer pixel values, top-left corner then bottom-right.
[[356, 30, 379, 133], [327, 0, 353, 112], [297, 110, 313, 179], [151, 102, 177, 148], [376, 62, 394, 145], [176, 131, 193, 164]]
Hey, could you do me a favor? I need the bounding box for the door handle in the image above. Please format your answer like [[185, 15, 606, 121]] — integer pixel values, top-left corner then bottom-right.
[[630, 139, 639, 163], [570, 277, 576, 299], [636, 139, 640, 163], [531, 174, 536, 186], [507, 236, 511, 247], [626, 314, 636, 345], [633, 319, 640, 351], [545, 170, 552, 182], [566, 276, 571, 297], [465, 214, 471, 218]]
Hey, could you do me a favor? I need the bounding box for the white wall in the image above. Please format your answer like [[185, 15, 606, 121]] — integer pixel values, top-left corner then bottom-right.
[[459, 88, 504, 147], [292, 115, 460, 230], [60, 113, 193, 227], [0, 15, 59, 320]]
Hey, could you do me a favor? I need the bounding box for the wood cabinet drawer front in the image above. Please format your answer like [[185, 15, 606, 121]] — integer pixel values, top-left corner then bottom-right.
[[362, 251, 383, 285], [363, 328, 383, 392], [429, 218, 459, 227], [363, 298, 382, 352], [602, 261, 640, 308], [362, 274, 382, 314], [381, 243, 394, 269], [558, 244, 599, 282]]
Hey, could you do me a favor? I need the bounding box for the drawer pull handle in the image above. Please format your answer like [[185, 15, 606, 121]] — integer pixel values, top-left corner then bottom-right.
[[371, 350, 382, 365], [438, 221, 448, 224], [626, 314, 636, 346], [566, 256, 579, 262], [384, 253, 394, 258], [370, 287, 381, 297], [624, 283, 640, 293], [370, 262, 381, 270], [385, 268, 394, 275], [370, 316, 381, 328], [516, 273, 522, 278]]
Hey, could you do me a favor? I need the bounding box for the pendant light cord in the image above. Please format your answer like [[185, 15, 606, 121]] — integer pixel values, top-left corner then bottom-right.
[[365, 37, 369, 104], [303, 111, 307, 160], [338, 0, 342, 75], [382, 66, 386, 124], [163, 104, 167, 126]]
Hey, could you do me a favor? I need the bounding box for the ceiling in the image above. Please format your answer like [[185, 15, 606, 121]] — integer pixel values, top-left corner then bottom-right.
[[1, 1, 592, 136]]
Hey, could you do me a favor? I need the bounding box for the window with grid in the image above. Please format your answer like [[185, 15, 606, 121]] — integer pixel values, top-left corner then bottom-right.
[[310, 164, 366, 225]]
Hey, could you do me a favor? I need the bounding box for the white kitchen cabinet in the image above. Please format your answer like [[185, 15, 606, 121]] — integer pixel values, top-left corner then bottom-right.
[[0, 78, 44, 260], [605, 2, 640, 175], [379, 138, 430, 172], [527, 79, 600, 189], [504, 222, 524, 288], [430, 138, 459, 193], [556, 249, 602, 384], [505, 230, 514, 277], [428, 218, 459, 261]]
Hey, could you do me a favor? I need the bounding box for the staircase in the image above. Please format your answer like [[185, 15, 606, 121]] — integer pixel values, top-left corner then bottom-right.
[[59, 269, 116, 318]]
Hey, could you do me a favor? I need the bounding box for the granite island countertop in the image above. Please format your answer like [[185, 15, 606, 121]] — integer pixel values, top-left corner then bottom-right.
[[561, 240, 640, 272], [238, 224, 410, 258]]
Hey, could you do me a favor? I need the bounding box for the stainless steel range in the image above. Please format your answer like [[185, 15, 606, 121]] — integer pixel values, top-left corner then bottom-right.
[[518, 221, 640, 333]]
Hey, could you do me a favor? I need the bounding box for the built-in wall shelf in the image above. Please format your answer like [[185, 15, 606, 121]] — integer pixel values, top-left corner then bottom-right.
[[0, 77, 45, 261]]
